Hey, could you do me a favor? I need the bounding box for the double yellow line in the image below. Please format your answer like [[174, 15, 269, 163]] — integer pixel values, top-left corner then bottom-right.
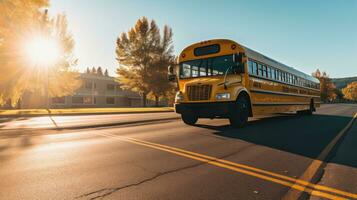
[[97, 130, 357, 200]]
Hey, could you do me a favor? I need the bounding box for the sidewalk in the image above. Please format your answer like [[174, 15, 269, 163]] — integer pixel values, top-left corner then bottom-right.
[[310, 119, 357, 199], [0, 107, 174, 117], [0, 112, 180, 131]]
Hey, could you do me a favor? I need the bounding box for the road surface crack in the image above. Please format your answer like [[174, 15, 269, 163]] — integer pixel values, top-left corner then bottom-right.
[[75, 144, 255, 199], [74, 161, 205, 200]]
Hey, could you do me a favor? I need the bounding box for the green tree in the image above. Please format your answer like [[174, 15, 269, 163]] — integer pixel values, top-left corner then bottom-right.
[[0, 0, 80, 106], [147, 26, 176, 106], [116, 17, 175, 107]]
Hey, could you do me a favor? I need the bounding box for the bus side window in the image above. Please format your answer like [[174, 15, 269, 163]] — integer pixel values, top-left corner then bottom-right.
[[271, 68, 276, 80], [278, 71, 281, 81], [258, 63, 262, 76], [287, 73, 289, 83], [248, 60, 254, 74], [288, 73, 291, 83], [267, 66, 272, 78], [277, 70, 280, 81], [262, 65, 267, 77], [252, 62, 258, 75], [282, 72, 285, 82]]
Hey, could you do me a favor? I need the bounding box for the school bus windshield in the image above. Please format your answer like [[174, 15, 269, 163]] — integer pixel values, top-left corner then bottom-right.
[[179, 54, 235, 78]]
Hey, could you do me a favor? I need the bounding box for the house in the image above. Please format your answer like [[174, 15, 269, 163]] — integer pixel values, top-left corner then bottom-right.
[[49, 72, 143, 108]]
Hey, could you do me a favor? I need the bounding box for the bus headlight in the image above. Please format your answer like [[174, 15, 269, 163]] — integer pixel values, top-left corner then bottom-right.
[[175, 92, 184, 102], [216, 92, 231, 100]]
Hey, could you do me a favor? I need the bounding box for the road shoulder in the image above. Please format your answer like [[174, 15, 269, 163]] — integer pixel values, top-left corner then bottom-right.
[[310, 117, 357, 199]]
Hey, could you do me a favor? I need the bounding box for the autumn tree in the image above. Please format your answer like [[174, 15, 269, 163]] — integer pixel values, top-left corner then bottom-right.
[[0, 0, 80, 106], [116, 17, 175, 107], [342, 82, 357, 101], [312, 69, 336, 102]]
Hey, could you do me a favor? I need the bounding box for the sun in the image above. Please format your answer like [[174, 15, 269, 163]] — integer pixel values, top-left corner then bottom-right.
[[24, 36, 60, 66]]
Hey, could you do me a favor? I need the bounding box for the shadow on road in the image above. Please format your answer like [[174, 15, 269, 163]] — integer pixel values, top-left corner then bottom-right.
[[196, 113, 356, 168], [0, 132, 36, 163], [0, 117, 29, 128]]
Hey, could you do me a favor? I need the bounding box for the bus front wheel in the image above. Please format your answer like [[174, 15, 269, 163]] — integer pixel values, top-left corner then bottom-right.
[[229, 95, 249, 127], [181, 113, 198, 125]]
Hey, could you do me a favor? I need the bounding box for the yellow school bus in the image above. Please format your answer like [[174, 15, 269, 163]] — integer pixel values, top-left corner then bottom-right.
[[168, 39, 320, 127]]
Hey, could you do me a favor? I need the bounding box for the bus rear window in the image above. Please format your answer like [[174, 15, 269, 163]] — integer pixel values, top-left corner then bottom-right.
[[194, 44, 220, 56]]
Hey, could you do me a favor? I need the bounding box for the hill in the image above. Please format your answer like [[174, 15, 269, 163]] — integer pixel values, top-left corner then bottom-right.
[[331, 76, 357, 89]]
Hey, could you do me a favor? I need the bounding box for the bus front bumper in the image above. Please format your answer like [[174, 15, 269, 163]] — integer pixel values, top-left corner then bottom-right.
[[175, 101, 236, 118]]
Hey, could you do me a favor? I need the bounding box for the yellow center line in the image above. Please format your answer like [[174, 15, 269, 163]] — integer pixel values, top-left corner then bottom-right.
[[129, 136, 357, 199], [96, 131, 356, 200]]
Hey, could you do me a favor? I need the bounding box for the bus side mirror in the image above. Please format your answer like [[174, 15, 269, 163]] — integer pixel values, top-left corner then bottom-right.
[[167, 65, 177, 82]]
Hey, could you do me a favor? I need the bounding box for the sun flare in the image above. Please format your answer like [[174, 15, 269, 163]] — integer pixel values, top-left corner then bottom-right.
[[24, 36, 60, 66]]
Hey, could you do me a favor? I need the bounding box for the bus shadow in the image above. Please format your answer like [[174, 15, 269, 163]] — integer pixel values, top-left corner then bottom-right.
[[196, 113, 356, 168]]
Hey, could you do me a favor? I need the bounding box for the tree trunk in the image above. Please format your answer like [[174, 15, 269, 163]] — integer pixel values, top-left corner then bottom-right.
[[142, 92, 147, 107], [155, 95, 159, 107]]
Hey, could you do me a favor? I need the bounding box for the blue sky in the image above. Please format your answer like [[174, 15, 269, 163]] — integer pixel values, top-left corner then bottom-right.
[[51, 0, 357, 78]]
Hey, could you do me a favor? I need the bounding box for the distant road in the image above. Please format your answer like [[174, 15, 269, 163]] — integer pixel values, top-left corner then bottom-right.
[[0, 104, 356, 200]]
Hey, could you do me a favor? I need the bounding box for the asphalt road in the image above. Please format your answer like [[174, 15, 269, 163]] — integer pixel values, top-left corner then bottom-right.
[[0, 104, 356, 200]]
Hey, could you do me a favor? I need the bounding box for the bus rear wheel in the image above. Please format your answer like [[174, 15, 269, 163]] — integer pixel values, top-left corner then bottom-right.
[[229, 95, 249, 127], [306, 99, 315, 115], [181, 113, 198, 125], [298, 99, 314, 115]]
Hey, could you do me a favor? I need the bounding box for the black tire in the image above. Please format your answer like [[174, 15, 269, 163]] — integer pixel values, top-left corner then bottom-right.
[[298, 100, 314, 115], [229, 95, 250, 127], [181, 113, 198, 125], [306, 100, 315, 115]]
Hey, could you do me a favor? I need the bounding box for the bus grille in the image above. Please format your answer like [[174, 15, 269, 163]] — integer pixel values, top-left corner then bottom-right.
[[186, 85, 212, 101]]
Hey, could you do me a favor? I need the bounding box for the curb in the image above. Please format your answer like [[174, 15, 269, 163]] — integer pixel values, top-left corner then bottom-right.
[[0, 116, 181, 133], [0, 110, 174, 118]]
